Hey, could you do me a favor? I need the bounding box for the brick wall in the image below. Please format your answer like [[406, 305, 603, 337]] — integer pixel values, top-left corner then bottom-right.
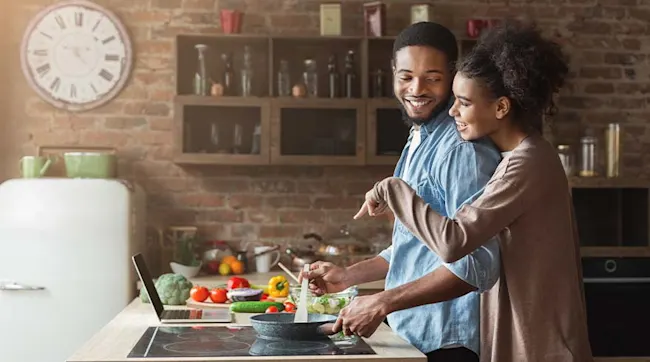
[[4, 0, 650, 274]]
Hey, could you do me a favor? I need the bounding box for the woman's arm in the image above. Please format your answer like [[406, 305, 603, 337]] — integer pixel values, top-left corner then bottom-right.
[[370, 175, 527, 263]]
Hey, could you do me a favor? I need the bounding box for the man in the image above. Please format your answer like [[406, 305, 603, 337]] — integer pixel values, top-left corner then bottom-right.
[[300, 22, 502, 362]]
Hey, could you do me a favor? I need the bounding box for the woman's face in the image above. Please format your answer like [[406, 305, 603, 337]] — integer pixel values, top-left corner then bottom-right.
[[448, 72, 510, 140]]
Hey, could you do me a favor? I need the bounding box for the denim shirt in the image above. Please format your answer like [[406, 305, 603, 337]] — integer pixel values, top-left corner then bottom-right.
[[378, 97, 502, 355]]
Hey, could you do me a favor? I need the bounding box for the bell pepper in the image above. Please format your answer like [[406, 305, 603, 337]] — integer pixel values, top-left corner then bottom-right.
[[268, 275, 289, 298]]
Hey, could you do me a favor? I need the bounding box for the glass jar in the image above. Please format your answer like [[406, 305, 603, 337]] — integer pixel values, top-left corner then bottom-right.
[[557, 144, 574, 177], [277, 59, 291, 97], [302, 58, 318, 97], [606, 123, 620, 178], [193, 44, 209, 96], [240, 45, 253, 97], [579, 134, 598, 177]]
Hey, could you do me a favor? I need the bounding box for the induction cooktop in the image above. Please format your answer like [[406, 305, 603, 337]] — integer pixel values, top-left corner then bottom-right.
[[127, 325, 376, 358]]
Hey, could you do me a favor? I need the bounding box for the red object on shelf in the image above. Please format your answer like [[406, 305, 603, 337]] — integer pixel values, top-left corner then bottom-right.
[[221, 9, 242, 34], [466, 19, 488, 38]]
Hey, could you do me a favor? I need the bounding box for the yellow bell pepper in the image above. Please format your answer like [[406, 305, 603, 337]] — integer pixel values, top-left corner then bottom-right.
[[268, 275, 289, 298]]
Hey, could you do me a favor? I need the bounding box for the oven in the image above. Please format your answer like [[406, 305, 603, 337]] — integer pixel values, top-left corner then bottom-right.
[[582, 257, 650, 357]]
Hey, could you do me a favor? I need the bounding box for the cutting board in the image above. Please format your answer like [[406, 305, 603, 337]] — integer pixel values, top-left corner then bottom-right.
[[186, 296, 288, 309]]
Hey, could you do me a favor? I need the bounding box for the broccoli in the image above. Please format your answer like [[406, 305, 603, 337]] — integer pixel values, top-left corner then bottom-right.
[[139, 273, 193, 305]]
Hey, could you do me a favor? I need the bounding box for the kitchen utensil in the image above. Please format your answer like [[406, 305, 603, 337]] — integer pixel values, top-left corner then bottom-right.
[[254, 245, 281, 272], [295, 264, 310, 323], [285, 247, 320, 271], [278, 262, 300, 283], [250, 313, 337, 341]]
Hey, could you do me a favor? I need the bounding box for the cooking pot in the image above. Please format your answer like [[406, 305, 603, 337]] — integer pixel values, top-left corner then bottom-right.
[[250, 313, 337, 341]]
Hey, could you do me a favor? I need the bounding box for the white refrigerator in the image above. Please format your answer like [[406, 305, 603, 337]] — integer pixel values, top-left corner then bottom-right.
[[0, 178, 146, 362]]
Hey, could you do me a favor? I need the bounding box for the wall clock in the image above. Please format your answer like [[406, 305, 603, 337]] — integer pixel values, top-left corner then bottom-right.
[[20, 0, 133, 112]]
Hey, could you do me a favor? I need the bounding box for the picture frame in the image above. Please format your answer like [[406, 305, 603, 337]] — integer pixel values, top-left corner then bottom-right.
[[320, 3, 342, 36], [363, 1, 385, 37], [411, 4, 432, 24]]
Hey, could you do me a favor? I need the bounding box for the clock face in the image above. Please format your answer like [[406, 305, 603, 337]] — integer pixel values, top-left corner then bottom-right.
[[20, 0, 132, 111]]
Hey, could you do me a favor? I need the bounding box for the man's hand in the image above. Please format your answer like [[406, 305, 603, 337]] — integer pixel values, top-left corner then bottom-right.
[[298, 261, 350, 296], [331, 294, 389, 338], [354, 189, 388, 219]]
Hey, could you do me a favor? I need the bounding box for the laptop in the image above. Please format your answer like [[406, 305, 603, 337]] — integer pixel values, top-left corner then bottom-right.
[[132, 253, 232, 323]]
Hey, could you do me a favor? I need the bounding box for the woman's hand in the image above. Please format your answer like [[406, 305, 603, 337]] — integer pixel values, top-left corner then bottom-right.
[[353, 182, 389, 219]]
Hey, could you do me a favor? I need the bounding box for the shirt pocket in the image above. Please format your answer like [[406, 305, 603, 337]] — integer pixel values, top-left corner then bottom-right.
[[395, 178, 443, 235]]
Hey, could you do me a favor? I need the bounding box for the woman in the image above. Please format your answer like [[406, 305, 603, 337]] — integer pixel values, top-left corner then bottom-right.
[[355, 21, 593, 362]]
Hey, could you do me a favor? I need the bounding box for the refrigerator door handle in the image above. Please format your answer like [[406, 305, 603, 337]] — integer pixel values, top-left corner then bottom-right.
[[0, 281, 46, 291]]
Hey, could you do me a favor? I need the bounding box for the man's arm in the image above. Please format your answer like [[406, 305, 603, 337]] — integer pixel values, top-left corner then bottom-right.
[[380, 264, 476, 314], [345, 255, 390, 286]]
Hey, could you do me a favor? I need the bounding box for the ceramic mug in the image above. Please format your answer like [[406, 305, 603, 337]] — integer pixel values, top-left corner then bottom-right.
[[254, 246, 281, 273], [19, 156, 54, 178]]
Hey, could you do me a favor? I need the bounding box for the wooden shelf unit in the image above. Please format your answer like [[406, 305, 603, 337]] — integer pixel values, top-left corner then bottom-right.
[[172, 34, 478, 166]]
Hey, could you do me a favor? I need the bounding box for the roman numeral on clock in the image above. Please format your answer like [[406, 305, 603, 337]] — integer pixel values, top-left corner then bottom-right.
[[102, 35, 115, 44], [70, 84, 77, 98], [36, 63, 50, 77], [50, 77, 61, 92], [75, 12, 83, 27], [55, 15, 66, 30], [33, 49, 48, 56], [105, 54, 120, 62], [99, 69, 114, 82]]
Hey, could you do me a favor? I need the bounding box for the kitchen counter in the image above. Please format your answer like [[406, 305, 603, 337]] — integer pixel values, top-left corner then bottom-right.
[[67, 298, 426, 362]]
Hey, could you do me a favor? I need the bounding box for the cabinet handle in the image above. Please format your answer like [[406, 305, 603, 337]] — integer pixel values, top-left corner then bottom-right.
[[0, 282, 45, 291]]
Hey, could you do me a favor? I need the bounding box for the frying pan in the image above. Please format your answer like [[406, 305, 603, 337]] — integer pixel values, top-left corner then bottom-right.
[[250, 313, 338, 341]]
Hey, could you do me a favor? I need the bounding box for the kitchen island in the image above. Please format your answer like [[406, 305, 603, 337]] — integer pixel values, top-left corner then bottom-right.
[[67, 298, 426, 362]]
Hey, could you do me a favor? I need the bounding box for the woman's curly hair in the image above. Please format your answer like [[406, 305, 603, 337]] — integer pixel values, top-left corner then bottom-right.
[[456, 20, 569, 133]]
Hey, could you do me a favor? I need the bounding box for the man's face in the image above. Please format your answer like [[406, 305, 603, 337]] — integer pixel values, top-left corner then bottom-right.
[[393, 45, 452, 125]]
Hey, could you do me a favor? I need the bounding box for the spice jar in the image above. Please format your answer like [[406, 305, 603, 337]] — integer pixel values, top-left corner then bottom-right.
[[557, 144, 574, 177], [579, 132, 598, 177]]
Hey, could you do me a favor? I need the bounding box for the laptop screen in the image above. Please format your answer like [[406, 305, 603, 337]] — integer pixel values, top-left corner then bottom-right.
[[132, 253, 164, 318]]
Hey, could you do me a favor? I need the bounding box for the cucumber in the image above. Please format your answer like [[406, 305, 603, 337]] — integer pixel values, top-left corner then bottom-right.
[[229, 301, 285, 313]]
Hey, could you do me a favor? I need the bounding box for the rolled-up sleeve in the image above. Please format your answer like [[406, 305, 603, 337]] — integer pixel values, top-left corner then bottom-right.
[[438, 142, 501, 292], [378, 244, 392, 263]]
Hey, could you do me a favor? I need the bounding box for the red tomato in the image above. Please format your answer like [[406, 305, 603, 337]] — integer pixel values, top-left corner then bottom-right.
[[283, 301, 296, 313], [260, 293, 269, 301], [190, 286, 209, 302], [227, 276, 250, 290], [265, 306, 279, 313], [210, 288, 228, 303]]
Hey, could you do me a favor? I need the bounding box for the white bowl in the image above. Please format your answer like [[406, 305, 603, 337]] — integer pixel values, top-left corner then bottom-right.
[[169, 261, 202, 278]]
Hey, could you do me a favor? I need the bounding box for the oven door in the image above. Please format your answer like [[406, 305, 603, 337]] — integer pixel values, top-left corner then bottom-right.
[[582, 257, 650, 357]]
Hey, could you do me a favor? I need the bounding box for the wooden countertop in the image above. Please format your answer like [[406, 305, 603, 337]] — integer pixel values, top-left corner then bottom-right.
[[67, 298, 426, 362]]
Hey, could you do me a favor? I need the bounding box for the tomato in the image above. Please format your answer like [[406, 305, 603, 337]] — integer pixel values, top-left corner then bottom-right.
[[265, 306, 279, 313], [227, 276, 250, 290], [260, 293, 269, 301], [210, 288, 228, 304], [190, 286, 209, 302], [283, 301, 296, 313]]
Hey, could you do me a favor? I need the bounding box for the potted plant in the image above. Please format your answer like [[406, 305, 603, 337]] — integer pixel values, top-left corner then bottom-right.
[[168, 227, 202, 278]]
